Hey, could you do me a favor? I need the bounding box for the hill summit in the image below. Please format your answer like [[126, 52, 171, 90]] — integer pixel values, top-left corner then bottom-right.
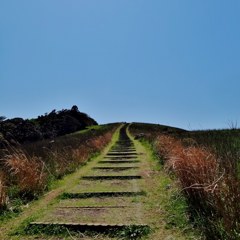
[[0, 105, 97, 144]]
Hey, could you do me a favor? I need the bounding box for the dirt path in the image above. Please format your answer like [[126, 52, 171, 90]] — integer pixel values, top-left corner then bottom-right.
[[0, 125, 199, 239], [29, 125, 148, 232]]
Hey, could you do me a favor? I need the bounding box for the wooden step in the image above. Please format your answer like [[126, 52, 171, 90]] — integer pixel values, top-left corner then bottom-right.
[[98, 160, 140, 164], [106, 155, 138, 158], [60, 191, 146, 199], [107, 152, 138, 156], [30, 222, 149, 233], [82, 175, 142, 180], [92, 166, 139, 170]]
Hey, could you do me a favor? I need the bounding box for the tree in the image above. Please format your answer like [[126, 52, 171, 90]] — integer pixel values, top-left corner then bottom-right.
[[71, 105, 79, 112]]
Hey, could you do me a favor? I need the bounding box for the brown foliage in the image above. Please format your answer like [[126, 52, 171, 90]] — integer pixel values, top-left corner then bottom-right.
[[4, 149, 47, 196], [49, 131, 114, 178], [155, 135, 219, 193], [0, 171, 7, 209], [0, 124, 118, 211], [155, 134, 240, 239]]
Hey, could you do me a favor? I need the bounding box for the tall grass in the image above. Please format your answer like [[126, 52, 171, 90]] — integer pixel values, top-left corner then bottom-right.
[[43, 131, 114, 178], [183, 129, 240, 177], [0, 123, 119, 211], [130, 123, 240, 239], [155, 135, 240, 239], [3, 148, 47, 199], [0, 171, 7, 210]]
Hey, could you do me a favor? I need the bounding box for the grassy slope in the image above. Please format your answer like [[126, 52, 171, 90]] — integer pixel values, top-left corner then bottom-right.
[[0, 123, 202, 239], [130, 122, 240, 240], [0, 125, 122, 239], [128, 128, 200, 240]]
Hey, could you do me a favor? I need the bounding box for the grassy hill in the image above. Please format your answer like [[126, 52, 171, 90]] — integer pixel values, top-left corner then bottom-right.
[[0, 120, 239, 239]]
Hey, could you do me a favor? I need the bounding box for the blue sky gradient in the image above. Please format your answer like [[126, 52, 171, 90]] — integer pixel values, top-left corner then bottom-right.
[[1, 1, 240, 129]]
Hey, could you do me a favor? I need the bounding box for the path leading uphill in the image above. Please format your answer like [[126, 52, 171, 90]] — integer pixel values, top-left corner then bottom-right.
[[1, 125, 198, 239], [30, 125, 149, 236]]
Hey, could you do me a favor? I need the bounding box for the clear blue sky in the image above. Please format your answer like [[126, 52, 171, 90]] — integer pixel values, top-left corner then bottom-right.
[[1, 1, 240, 130]]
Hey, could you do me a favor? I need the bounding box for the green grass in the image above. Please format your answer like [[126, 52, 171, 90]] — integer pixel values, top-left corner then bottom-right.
[[70, 124, 102, 135], [21, 223, 150, 240], [129, 122, 240, 239], [138, 140, 196, 232], [1, 124, 201, 239], [64, 179, 141, 193], [128, 128, 200, 239], [57, 196, 144, 207], [0, 123, 120, 210], [0, 124, 122, 239]]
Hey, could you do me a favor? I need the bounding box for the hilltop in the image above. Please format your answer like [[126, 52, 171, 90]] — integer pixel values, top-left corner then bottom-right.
[[0, 105, 97, 144]]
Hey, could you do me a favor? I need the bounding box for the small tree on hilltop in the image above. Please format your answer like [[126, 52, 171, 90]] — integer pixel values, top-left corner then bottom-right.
[[71, 105, 79, 112]]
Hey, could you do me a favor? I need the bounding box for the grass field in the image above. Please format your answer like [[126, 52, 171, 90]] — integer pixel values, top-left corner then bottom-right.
[[1, 121, 240, 239], [129, 122, 240, 240], [0, 123, 120, 221], [0, 124, 201, 240]]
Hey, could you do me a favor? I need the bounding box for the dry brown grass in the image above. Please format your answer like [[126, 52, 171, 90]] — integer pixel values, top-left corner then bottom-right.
[[86, 132, 113, 151], [154, 134, 240, 239], [155, 135, 220, 194], [0, 124, 118, 213], [4, 149, 47, 197], [129, 123, 240, 238], [0, 171, 7, 209], [50, 131, 114, 178]]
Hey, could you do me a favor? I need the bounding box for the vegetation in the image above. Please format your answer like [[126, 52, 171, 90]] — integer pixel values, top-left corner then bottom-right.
[[0, 171, 7, 210], [0, 105, 97, 144], [20, 223, 150, 240], [2, 125, 198, 240], [130, 123, 240, 240], [0, 120, 120, 219], [131, 138, 200, 239], [1, 115, 239, 239]]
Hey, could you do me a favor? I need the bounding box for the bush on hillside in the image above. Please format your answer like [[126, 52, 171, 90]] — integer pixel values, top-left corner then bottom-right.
[[0, 105, 97, 144]]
